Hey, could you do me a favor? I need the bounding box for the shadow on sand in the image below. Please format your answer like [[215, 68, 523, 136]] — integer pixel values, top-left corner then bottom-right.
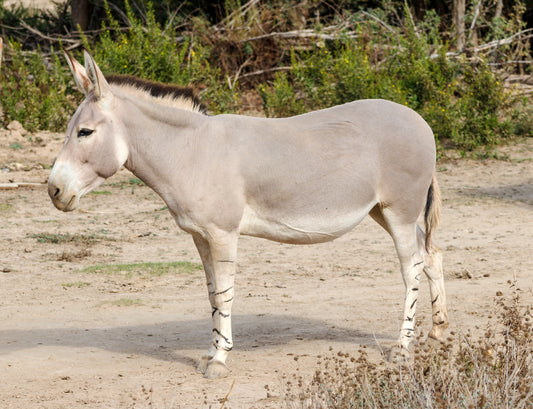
[[0, 314, 393, 368]]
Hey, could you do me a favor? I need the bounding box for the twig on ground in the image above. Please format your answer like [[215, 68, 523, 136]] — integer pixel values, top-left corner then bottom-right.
[[219, 379, 235, 409]]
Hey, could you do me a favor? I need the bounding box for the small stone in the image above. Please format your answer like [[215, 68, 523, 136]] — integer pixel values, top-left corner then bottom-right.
[[6, 120, 26, 134], [7, 163, 24, 171]]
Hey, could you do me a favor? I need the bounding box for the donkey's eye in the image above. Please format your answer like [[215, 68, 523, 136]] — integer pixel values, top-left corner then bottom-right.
[[77, 128, 94, 138]]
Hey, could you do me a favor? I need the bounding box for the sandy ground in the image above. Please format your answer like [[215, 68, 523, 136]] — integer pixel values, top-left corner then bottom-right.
[[0, 125, 532, 408]]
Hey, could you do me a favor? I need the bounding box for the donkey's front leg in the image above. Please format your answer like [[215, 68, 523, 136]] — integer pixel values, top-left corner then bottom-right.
[[193, 232, 237, 379], [192, 235, 217, 374]]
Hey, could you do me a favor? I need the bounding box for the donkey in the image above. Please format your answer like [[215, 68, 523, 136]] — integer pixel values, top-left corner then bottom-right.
[[48, 51, 448, 378]]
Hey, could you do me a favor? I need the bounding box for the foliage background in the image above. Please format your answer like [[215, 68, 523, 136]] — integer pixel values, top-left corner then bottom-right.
[[0, 0, 532, 153]]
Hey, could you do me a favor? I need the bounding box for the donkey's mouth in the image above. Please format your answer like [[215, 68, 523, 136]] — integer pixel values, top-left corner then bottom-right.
[[64, 194, 79, 211], [51, 193, 79, 212]]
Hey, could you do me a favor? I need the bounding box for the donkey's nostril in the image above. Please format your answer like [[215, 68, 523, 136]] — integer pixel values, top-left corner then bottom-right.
[[54, 188, 60, 197]]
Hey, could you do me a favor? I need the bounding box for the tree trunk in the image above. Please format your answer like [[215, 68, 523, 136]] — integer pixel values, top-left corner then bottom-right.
[[454, 0, 466, 50], [494, 0, 503, 19], [71, 0, 92, 32]]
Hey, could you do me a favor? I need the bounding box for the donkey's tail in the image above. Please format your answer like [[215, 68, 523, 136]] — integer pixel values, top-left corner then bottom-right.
[[424, 172, 441, 252]]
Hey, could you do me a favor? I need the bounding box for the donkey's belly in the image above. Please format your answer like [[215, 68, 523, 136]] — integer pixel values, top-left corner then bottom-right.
[[238, 203, 376, 244]]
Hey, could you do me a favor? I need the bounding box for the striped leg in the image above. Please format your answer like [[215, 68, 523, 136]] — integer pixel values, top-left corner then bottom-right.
[[388, 221, 425, 354], [193, 235, 217, 373], [193, 232, 237, 379], [417, 226, 449, 341]]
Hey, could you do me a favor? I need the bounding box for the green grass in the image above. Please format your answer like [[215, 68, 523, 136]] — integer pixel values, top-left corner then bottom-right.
[[0, 203, 14, 213], [98, 298, 144, 307], [89, 190, 112, 195], [62, 281, 90, 288], [28, 232, 115, 244], [82, 261, 203, 277], [9, 142, 22, 150]]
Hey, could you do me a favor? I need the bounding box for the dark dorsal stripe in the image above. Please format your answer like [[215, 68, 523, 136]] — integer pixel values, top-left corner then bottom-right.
[[106, 74, 207, 114]]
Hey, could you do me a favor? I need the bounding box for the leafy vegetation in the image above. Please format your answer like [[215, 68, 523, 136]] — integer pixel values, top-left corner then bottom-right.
[[0, 41, 78, 132], [0, 0, 531, 149]]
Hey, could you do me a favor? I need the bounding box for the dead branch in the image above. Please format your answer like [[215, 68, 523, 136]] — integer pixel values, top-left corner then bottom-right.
[[360, 11, 397, 35], [239, 66, 293, 79], [0, 182, 45, 190], [430, 28, 533, 59], [474, 28, 533, 51], [19, 21, 81, 45], [466, 0, 483, 46], [239, 29, 357, 43]]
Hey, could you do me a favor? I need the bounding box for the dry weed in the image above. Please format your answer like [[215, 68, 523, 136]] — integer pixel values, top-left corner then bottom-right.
[[285, 281, 532, 408]]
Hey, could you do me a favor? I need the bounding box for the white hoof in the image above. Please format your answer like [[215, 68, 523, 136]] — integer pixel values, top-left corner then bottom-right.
[[204, 360, 230, 379]]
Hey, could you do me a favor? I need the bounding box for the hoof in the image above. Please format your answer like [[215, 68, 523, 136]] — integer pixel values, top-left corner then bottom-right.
[[428, 324, 448, 342], [204, 360, 230, 379], [197, 355, 210, 374]]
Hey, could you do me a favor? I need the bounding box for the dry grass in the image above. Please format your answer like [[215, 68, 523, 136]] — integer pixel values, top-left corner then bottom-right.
[[284, 282, 532, 408]]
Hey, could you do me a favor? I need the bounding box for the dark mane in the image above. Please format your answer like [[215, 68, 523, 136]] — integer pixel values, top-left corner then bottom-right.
[[106, 74, 207, 114]]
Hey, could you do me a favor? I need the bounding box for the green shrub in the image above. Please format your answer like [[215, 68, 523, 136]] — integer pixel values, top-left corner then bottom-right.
[[0, 0, 530, 148], [80, 0, 239, 114], [0, 41, 80, 132], [259, 13, 527, 151]]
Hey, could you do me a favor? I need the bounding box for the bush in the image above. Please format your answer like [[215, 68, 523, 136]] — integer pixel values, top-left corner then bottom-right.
[[259, 10, 528, 151], [0, 0, 530, 147], [80, 0, 239, 114], [0, 41, 79, 132]]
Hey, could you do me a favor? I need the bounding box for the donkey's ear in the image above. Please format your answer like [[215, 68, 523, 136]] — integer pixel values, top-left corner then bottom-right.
[[83, 50, 111, 100], [64, 50, 92, 95]]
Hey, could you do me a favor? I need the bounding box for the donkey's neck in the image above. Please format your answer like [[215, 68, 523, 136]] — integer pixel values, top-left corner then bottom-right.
[[116, 93, 208, 203]]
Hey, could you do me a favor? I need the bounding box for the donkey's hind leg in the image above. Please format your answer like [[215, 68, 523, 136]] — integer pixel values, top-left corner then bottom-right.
[[417, 226, 449, 341], [379, 212, 425, 353]]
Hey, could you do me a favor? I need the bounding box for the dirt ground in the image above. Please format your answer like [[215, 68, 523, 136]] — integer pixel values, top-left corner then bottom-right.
[[0, 125, 532, 408]]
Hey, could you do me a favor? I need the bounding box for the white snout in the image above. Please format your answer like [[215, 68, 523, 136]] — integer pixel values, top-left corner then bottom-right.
[[48, 161, 83, 212]]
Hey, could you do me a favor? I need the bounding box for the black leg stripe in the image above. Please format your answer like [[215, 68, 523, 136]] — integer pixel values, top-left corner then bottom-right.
[[410, 299, 417, 310], [432, 295, 439, 304], [214, 286, 234, 296], [212, 328, 230, 344]]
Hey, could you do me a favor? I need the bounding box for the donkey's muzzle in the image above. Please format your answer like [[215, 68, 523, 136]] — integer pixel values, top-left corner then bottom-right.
[[48, 180, 78, 212]]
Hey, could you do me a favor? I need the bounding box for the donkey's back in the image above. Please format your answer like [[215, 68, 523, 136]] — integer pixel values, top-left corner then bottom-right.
[[221, 99, 436, 245]]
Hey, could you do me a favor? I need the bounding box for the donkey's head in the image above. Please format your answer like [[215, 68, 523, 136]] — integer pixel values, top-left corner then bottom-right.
[[48, 51, 128, 211]]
